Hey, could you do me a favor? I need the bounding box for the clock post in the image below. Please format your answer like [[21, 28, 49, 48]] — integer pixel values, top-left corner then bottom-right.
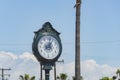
[[43, 64, 52, 80], [32, 22, 62, 80]]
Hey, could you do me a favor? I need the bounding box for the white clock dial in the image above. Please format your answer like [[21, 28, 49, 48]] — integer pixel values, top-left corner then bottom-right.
[[37, 36, 60, 59]]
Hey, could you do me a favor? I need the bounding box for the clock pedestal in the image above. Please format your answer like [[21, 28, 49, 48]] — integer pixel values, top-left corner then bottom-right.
[[43, 64, 52, 80]]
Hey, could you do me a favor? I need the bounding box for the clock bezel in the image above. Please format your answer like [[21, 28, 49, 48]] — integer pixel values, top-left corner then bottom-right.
[[32, 32, 62, 63]]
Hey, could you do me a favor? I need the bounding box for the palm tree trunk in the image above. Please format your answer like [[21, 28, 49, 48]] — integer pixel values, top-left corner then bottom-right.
[[75, 0, 81, 80]]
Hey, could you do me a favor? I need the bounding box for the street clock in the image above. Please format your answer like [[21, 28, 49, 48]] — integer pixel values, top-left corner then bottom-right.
[[32, 22, 62, 64]]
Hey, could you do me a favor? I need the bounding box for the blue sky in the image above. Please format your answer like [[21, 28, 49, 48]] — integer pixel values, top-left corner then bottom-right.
[[0, 0, 120, 69]]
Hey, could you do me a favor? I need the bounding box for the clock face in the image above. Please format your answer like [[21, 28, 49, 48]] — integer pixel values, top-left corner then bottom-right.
[[37, 35, 60, 59]]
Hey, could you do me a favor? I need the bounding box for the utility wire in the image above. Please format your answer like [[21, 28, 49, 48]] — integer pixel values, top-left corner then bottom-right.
[[0, 40, 120, 46], [81, 40, 120, 44]]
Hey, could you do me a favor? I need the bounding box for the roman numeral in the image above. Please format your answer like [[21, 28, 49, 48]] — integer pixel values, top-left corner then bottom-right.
[[47, 54, 49, 58]]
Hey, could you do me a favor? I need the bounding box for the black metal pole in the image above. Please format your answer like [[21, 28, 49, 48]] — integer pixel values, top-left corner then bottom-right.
[[54, 63, 56, 80], [45, 69, 50, 80], [2, 69, 4, 80], [40, 63, 42, 80]]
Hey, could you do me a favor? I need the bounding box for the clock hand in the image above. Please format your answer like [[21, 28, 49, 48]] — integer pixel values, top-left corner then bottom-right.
[[48, 42, 52, 50]]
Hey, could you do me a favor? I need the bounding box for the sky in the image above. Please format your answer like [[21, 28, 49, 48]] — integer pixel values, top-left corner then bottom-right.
[[0, 0, 120, 80]]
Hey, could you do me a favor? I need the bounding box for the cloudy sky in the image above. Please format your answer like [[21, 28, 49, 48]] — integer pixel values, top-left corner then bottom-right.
[[0, 0, 120, 80]]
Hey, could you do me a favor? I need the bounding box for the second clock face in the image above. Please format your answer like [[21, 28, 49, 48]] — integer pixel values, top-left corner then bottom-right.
[[37, 35, 60, 59]]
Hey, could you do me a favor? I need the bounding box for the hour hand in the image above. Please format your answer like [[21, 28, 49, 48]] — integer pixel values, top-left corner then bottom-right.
[[48, 42, 52, 49]]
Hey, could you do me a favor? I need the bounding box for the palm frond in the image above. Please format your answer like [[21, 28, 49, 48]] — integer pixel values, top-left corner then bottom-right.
[[30, 76, 35, 80], [25, 74, 29, 80], [19, 75, 24, 80]]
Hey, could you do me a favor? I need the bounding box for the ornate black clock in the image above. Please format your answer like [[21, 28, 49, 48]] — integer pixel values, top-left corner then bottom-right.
[[32, 22, 62, 80], [32, 22, 62, 64]]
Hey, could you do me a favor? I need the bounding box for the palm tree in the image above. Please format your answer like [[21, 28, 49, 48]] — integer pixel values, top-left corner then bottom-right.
[[112, 76, 116, 80], [75, 0, 81, 80], [73, 76, 83, 80], [116, 69, 120, 79], [19, 74, 35, 80], [72, 76, 75, 80], [59, 73, 68, 80], [57, 75, 60, 80], [100, 77, 112, 80]]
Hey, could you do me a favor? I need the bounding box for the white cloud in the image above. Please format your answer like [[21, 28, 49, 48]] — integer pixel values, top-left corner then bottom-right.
[[0, 51, 18, 60], [81, 59, 117, 80], [19, 52, 37, 62], [0, 51, 118, 80], [56, 60, 118, 80], [0, 51, 39, 80]]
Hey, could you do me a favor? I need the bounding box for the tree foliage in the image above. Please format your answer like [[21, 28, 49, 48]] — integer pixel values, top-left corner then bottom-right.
[[19, 74, 35, 80], [57, 73, 68, 80], [116, 69, 120, 77], [72, 76, 83, 80], [100, 77, 112, 80], [60, 73, 68, 80]]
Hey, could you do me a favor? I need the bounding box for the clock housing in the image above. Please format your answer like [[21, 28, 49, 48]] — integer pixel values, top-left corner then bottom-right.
[[32, 22, 62, 64]]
